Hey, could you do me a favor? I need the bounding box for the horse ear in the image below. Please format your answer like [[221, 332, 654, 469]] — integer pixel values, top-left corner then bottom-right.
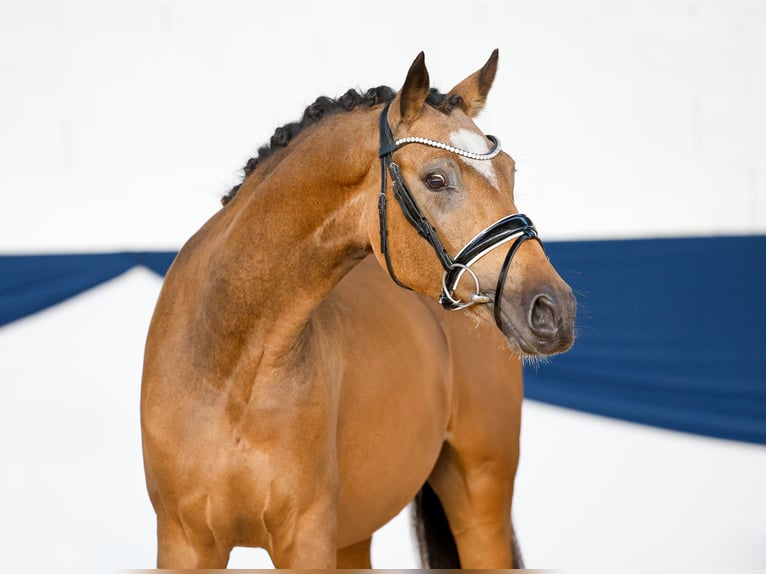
[[397, 52, 430, 125], [449, 49, 499, 118]]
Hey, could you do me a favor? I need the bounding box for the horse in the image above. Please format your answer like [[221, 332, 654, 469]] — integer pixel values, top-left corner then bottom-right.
[[140, 50, 576, 569]]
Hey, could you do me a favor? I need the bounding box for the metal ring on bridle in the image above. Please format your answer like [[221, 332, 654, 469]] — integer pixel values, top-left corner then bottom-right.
[[377, 102, 543, 330], [440, 263, 489, 310]]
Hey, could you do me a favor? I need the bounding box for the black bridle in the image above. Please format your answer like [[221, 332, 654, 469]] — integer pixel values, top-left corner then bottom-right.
[[377, 103, 542, 329]]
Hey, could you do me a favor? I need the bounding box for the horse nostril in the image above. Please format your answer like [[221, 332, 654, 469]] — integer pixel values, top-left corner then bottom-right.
[[529, 294, 558, 338]]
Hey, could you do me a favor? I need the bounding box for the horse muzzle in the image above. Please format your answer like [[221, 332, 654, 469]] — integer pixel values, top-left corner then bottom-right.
[[494, 282, 577, 356]]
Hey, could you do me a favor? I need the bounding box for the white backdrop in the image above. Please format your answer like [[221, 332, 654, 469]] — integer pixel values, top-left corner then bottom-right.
[[1, 0, 765, 571], [1, 0, 764, 253]]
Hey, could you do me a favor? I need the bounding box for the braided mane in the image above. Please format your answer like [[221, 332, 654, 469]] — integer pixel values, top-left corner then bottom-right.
[[221, 87, 462, 205]]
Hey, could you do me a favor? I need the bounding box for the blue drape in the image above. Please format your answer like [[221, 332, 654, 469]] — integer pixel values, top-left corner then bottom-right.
[[0, 252, 176, 327], [1, 237, 764, 444], [524, 236, 766, 444]]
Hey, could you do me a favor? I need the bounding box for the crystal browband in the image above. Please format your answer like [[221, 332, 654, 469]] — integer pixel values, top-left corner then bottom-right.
[[393, 135, 501, 161]]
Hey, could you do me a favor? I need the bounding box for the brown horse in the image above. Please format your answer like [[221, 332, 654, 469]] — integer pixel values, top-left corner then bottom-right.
[[141, 51, 575, 569]]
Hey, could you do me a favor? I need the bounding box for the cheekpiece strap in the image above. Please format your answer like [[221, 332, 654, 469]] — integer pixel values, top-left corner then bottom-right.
[[377, 101, 543, 329]]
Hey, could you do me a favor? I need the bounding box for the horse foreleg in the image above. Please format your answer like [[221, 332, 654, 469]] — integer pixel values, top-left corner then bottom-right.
[[336, 537, 372, 568], [267, 498, 337, 567], [156, 514, 231, 569], [427, 444, 519, 568]]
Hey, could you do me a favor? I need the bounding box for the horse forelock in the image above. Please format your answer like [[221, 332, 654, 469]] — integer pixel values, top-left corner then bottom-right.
[[221, 87, 461, 205]]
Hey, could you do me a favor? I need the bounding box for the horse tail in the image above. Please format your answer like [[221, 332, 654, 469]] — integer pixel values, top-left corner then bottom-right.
[[412, 482, 526, 569], [511, 522, 525, 568], [412, 482, 461, 568]]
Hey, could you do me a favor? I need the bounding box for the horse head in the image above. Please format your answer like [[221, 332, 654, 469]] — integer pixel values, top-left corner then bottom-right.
[[372, 51, 576, 356]]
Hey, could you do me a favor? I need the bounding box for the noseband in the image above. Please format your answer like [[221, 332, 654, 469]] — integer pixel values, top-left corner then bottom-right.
[[377, 103, 542, 329]]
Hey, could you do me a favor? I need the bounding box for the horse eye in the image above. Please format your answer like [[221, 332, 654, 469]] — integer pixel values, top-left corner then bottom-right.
[[425, 172, 448, 191]]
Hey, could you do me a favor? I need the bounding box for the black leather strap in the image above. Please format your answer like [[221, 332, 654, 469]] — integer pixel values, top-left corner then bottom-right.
[[378, 103, 397, 157], [378, 154, 412, 290], [378, 104, 413, 290], [378, 103, 454, 288], [493, 232, 541, 328], [454, 214, 536, 265], [388, 162, 454, 271], [443, 214, 537, 293], [376, 102, 543, 330]]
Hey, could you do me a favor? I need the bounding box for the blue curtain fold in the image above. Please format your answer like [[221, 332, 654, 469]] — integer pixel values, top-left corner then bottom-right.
[[0, 238, 764, 444], [0, 252, 176, 327]]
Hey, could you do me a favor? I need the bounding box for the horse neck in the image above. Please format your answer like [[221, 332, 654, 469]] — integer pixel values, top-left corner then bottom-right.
[[202, 110, 379, 361]]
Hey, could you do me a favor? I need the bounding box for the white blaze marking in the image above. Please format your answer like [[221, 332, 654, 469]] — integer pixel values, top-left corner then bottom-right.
[[449, 128, 498, 187]]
